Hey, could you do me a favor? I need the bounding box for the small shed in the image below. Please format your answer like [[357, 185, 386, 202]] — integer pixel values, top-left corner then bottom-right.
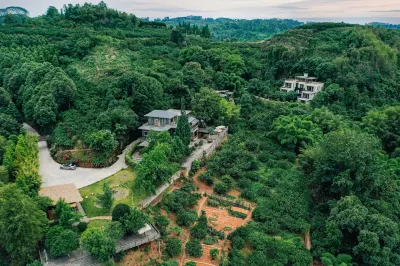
[[138, 223, 152, 235], [39, 184, 83, 218]]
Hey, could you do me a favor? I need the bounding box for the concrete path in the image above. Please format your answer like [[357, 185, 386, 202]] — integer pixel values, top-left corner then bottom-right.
[[181, 140, 213, 170], [23, 123, 141, 189]]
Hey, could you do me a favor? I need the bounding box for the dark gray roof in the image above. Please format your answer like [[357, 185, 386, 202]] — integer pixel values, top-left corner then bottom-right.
[[144, 110, 176, 119]]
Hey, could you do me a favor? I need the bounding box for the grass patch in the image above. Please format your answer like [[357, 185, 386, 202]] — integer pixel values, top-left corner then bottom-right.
[[87, 220, 111, 229], [79, 169, 148, 217]]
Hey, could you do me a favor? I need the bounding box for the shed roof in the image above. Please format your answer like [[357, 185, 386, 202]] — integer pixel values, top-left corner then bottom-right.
[[138, 223, 152, 235], [39, 184, 83, 204]]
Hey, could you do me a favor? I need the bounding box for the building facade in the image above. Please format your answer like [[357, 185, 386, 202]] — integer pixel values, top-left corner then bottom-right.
[[139, 109, 199, 140], [280, 74, 324, 103]]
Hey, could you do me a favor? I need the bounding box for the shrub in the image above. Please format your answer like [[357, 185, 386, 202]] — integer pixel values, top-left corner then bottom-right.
[[125, 144, 138, 168], [228, 209, 247, 219], [176, 210, 198, 227], [203, 236, 214, 245], [155, 215, 170, 236], [199, 171, 214, 186], [210, 248, 219, 260], [114, 251, 126, 262], [112, 203, 131, 222], [185, 261, 196, 266], [77, 222, 88, 232], [190, 223, 208, 240], [26, 260, 43, 266], [99, 183, 113, 210], [220, 175, 234, 189], [207, 199, 220, 208], [213, 181, 229, 194], [186, 239, 203, 257], [165, 238, 182, 257], [191, 160, 200, 173]]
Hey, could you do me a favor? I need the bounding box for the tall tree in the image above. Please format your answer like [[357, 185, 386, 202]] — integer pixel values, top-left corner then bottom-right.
[[0, 184, 48, 266], [176, 100, 192, 146], [81, 228, 115, 262]]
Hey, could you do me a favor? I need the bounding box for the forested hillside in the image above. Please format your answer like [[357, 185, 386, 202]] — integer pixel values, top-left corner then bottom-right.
[[0, 2, 400, 266], [163, 16, 304, 41]]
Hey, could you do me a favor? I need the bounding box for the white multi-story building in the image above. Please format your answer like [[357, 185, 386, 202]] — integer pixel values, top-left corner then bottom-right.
[[280, 73, 324, 103]]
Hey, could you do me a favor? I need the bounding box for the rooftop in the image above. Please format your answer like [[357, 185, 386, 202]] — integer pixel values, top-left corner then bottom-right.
[[144, 109, 191, 119], [39, 184, 83, 204], [295, 76, 317, 79]]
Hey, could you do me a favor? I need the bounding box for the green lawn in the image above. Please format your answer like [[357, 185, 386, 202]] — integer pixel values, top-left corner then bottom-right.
[[79, 169, 148, 217], [87, 220, 111, 229]]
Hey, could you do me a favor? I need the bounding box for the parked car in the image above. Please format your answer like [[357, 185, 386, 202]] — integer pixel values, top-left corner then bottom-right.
[[60, 164, 76, 170]]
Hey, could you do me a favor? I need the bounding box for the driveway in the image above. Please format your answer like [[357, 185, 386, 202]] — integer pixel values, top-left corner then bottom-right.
[[23, 123, 141, 188]]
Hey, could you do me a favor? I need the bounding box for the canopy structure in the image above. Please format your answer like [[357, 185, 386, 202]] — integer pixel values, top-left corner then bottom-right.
[[39, 183, 83, 204]]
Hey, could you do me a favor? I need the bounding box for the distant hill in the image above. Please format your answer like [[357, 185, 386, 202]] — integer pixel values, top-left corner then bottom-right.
[[368, 22, 400, 30], [161, 16, 304, 41], [0, 6, 29, 23]]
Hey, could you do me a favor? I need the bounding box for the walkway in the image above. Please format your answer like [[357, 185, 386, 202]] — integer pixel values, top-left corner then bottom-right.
[[23, 123, 142, 189]]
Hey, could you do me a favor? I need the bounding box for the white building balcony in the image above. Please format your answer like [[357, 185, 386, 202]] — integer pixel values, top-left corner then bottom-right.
[[280, 87, 295, 92]]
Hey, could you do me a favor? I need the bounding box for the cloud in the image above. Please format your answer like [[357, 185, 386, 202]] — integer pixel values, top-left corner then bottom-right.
[[272, 4, 308, 10], [133, 7, 212, 13], [370, 10, 400, 12]]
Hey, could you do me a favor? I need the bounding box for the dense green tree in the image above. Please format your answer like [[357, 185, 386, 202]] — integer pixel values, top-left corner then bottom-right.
[[186, 239, 203, 257], [192, 87, 239, 126], [0, 136, 6, 164], [0, 166, 8, 183], [104, 221, 125, 242], [0, 114, 20, 138], [176, 210, 198, 227], [81, 227, 115, 262], [269, 115, 322, 153], [87, 130, 118, 155], [299, 130, 389, 201], [154, 214, 170, 235], [171, 29, 184, 45], [122, 208, 147, 234], [2, 139, 15, 178], [165, 238, 182, 257], [0, 184, 48, 266], [99, 183, 114, 210], [210, 248, 219, 260], [362, 105, 400, 155], [26, 260, 43, 266], [176, 107, 192, 146], [182, 62, 206, 91], [54, 199, 81, 228], [45, 226, 79, 257], [112, 203, 131, 222], [135, 143, 178, 194]]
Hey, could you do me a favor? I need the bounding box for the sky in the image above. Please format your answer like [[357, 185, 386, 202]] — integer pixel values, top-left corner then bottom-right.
[[2, 0, 400, 24]]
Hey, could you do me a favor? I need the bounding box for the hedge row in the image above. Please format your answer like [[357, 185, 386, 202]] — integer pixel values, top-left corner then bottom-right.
[[125, 144, 138, 169], [228, 209, 247, 219], [208, 194, 251, 210]]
